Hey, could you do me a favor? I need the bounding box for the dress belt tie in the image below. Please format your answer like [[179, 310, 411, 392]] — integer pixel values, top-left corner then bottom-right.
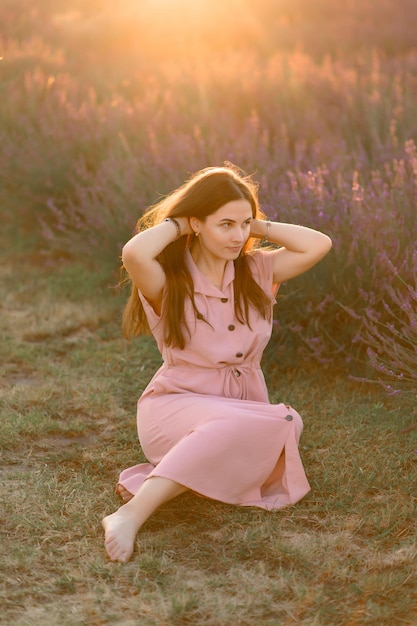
[[223, 364, 255, 399]]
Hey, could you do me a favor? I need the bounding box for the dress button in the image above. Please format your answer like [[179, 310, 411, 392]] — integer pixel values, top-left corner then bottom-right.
[[285, 414, 293, 421], [236, 352, 243, 358], [221, 298, 228, 303], [234, 370, 241, 377], [228, 325, 235, 331]]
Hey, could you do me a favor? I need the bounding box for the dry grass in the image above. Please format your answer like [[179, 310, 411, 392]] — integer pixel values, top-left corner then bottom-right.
[[1, 248, 417, 626]]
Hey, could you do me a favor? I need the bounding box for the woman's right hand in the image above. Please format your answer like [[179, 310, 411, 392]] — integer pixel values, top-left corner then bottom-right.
[[121, 215, 194, 310], [175, 216, 193, 237]]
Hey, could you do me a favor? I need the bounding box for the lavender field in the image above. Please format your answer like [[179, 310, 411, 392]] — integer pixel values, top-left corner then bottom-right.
[[2, 3, 417, 624], [1, 0, 416, 396]]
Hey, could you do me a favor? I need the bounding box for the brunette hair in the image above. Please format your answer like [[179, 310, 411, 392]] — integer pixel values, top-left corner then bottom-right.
[[122, 164, 271, 348]]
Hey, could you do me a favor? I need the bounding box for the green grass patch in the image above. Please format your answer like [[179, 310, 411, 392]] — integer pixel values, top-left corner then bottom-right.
[[1, 254, 417, 626]]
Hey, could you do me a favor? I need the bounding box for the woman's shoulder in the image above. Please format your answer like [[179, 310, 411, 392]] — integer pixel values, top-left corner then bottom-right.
[[245, 247, 275, 273], [244, 248, 279, 296]]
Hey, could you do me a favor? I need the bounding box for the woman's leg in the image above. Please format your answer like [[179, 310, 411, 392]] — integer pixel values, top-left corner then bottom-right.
[[115, 484, 134, 503], [102, 476, 187, 562]]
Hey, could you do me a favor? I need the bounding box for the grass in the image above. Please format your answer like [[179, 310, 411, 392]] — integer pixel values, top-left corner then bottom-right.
[[1, 246, 417, 626]]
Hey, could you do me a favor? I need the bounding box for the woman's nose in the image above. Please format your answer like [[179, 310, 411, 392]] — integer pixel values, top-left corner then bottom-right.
[[232, 228, 245, 242]]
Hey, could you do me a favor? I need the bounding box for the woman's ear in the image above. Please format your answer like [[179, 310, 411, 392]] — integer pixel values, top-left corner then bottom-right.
[[189, 217, 200, 235]]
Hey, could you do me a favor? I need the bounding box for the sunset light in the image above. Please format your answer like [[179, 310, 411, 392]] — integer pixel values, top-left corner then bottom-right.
[[50, 0, 274, 64], [2, 0, 417, 622]]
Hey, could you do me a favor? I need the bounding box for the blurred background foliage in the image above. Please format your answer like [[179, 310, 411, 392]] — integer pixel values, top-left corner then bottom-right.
[[1, 0, 416, 402]]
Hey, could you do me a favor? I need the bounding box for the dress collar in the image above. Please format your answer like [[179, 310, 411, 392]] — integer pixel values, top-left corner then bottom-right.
[[185, 248, 235, 296]]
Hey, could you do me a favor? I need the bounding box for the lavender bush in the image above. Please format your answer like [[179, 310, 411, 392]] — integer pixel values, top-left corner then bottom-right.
[[357, 251, 417, 405], [1, 0, 417, 388]]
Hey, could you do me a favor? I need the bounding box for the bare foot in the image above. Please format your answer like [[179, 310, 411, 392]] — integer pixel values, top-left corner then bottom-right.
[[101, 505, 141, 562], [115, 484, 134, 503]]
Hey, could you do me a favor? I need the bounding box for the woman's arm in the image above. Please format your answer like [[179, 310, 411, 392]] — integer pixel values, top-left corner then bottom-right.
[[250, 219, 332, 283], [122, 217, 192, 305]]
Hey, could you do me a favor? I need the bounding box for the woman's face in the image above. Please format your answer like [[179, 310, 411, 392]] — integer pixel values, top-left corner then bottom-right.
[[190, 199, 253, 262]]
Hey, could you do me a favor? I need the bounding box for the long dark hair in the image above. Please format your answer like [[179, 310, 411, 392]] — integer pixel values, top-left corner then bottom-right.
[[122, 164, 272, 348]]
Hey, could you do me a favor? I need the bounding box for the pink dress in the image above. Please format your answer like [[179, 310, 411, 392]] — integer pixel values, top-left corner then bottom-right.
[[118, 248, 310, 510]]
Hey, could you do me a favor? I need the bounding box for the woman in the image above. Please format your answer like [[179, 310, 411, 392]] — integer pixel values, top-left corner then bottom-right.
[[102, 165, 332, 562]]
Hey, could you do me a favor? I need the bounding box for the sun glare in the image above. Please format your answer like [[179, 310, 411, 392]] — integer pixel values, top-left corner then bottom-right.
[[50, 0, 268, 63]]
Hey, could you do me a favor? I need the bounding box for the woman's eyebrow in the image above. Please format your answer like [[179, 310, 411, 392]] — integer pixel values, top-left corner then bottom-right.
[[218, 216, 252, 223]]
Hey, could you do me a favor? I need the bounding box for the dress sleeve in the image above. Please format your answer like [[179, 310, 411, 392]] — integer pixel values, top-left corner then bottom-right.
[[138, 289, 162, 330], [247, 249, 280, 301]]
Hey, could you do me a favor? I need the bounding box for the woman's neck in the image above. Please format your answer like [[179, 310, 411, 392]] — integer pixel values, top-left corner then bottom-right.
[[190, 244, 227, 290]]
